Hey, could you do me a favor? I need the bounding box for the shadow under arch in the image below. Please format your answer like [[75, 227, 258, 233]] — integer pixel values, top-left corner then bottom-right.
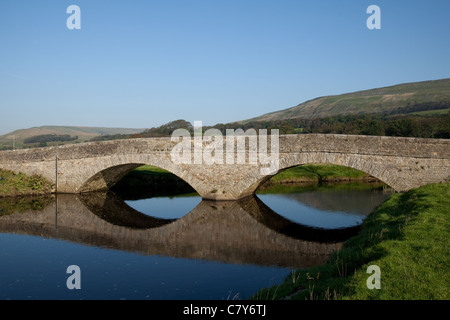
[[77, 162, 198, 199]]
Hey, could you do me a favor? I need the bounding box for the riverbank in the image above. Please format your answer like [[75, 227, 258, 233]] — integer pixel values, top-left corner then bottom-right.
[[0, 169, 53, 198], [262, 164, 379, 186], [252, 182, 450, 300]]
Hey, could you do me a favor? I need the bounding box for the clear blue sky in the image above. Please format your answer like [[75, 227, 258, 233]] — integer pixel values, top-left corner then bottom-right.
[[1, 0, 449, 134]]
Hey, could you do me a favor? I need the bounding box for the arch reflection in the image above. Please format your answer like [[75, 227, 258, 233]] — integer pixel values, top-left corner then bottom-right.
[[0, 191, 367, 268], [79, 192, 175, 229], [79, 191, 361, 243]]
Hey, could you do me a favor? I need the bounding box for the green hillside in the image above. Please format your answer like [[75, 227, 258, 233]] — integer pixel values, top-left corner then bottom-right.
[[238, 78, 450, 124]]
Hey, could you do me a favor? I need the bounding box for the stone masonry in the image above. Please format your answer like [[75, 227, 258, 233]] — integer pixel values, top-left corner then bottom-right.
[[0, 134, 449, 200]]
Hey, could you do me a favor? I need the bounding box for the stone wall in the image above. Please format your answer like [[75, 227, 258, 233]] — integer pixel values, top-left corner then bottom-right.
[[0, 134, 449, 200]]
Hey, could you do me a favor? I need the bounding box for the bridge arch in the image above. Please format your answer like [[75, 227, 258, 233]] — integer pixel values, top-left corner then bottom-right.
[[74, 155, 204, 196], [239, 152, 396, 198]]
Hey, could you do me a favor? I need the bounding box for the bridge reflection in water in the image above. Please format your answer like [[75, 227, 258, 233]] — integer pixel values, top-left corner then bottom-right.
[[0, 192, 364, 269]]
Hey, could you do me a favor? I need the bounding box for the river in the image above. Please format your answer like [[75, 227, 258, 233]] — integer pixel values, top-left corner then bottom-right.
[[0, 183, 393, 300]]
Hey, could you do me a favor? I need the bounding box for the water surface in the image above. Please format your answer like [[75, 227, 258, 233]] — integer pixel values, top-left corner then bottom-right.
[[0, 184, 392, 300]]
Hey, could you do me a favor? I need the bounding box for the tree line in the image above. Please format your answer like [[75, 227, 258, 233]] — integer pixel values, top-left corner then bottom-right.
[[24, 134, 78, 144], [211, 112, 450, 139], [86, 111, 450, 143]]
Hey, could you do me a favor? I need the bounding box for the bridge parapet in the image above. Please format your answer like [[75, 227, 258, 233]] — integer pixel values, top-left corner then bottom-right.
[[0, 134, 449, 200]]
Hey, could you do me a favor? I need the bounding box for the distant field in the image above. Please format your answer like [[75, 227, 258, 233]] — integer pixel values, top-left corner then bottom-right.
[[0, 125, 144, 149]]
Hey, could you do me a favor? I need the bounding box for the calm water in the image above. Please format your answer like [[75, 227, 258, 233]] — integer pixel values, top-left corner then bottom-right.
[[0, 184, 392, 300]]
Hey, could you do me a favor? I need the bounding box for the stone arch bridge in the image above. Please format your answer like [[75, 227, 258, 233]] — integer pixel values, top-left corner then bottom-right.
[[0, 134, 448, 200]]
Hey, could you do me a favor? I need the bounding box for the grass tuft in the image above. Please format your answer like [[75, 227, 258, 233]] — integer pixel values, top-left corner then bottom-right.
[[0, 169, 53, 197]]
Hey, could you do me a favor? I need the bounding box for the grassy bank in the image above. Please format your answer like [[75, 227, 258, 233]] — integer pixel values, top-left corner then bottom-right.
[[0, 169, 53, 198], [252, 182, 450, 300], [262, 164, 378, 187]]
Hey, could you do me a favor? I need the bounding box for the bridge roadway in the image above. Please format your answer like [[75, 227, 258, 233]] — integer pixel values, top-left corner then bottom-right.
[[0, 134, 449, 200]]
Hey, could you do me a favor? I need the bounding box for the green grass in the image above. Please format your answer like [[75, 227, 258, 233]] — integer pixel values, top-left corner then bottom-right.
[[0, 169, 54, 197], [133, 165, 171, 174], [252, 182, 450, 300], [411, 108, 450, 116], [268, 164, 371, 184]]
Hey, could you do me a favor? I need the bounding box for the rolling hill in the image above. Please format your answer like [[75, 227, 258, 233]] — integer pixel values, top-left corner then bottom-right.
[[235, 78, 450, 124]]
